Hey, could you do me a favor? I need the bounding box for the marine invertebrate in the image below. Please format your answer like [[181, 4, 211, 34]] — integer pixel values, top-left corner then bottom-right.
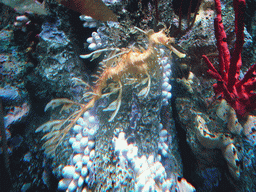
[[195, 114, 241, 178], [216, 99, 243, 135], [14, 15, 30, 31], [79, 15, 99, 29], [14, 12, 43, 53], [173, 67, 247, 180], [202, 0, 256, 116], [112, 131, 195, 191], [112, 132, 166, 191], [84, 31, 103, 51], [57, 110, 98, 192], [39, 21, 70, 48], [174, 69, 255, 187], [158, 53, 173, 106]]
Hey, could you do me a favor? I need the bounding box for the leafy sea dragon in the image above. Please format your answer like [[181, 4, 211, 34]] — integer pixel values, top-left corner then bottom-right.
[[36, 27, 186, 157]]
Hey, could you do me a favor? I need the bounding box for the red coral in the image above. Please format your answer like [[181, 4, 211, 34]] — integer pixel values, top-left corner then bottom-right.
[[202, 0, 256, 116]]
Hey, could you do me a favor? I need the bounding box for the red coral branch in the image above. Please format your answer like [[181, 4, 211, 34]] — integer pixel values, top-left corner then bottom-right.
[[202, 0, 256, 116]]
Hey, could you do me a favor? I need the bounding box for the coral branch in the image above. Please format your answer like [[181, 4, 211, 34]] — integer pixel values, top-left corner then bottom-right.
[[202, 0, 256, 116]]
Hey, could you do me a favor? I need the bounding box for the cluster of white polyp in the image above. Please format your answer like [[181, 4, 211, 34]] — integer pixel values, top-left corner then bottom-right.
[[102, 0, 121, 5], [112, 131, 177, 191], [79, 15, 98, 28], [85, 31, 103, 51], [158, 123, 169, 158], [58, 111, 98, 191], [79, 15, 103, 51], [158, 49, 173, 106], [13, 15, 30, 32]]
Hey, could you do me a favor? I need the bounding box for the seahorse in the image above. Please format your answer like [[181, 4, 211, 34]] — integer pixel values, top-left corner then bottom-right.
[[80, 27, 186, 121], [36, 27, 186, 157]]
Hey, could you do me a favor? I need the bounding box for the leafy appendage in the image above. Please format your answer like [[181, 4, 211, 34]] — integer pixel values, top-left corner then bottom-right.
[[80, 48, 120, 60], [103, 81, 123, 122], [44, 98, 79, 112], [137, 74, 151, 98], [71, 77, 90, 87], [36, 120, 63, 133], [37, 101, 87, 158]]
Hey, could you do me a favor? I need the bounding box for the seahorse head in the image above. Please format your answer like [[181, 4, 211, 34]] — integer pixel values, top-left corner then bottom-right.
[[148, 29, 175, 47]]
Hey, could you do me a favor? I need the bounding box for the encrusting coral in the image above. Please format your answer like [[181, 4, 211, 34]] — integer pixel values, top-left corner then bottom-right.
[[36, 27, 185, 158], [195, 112, 241, 178]]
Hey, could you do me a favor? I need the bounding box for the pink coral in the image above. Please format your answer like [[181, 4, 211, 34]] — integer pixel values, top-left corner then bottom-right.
[[202, 0, 256, 116]]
